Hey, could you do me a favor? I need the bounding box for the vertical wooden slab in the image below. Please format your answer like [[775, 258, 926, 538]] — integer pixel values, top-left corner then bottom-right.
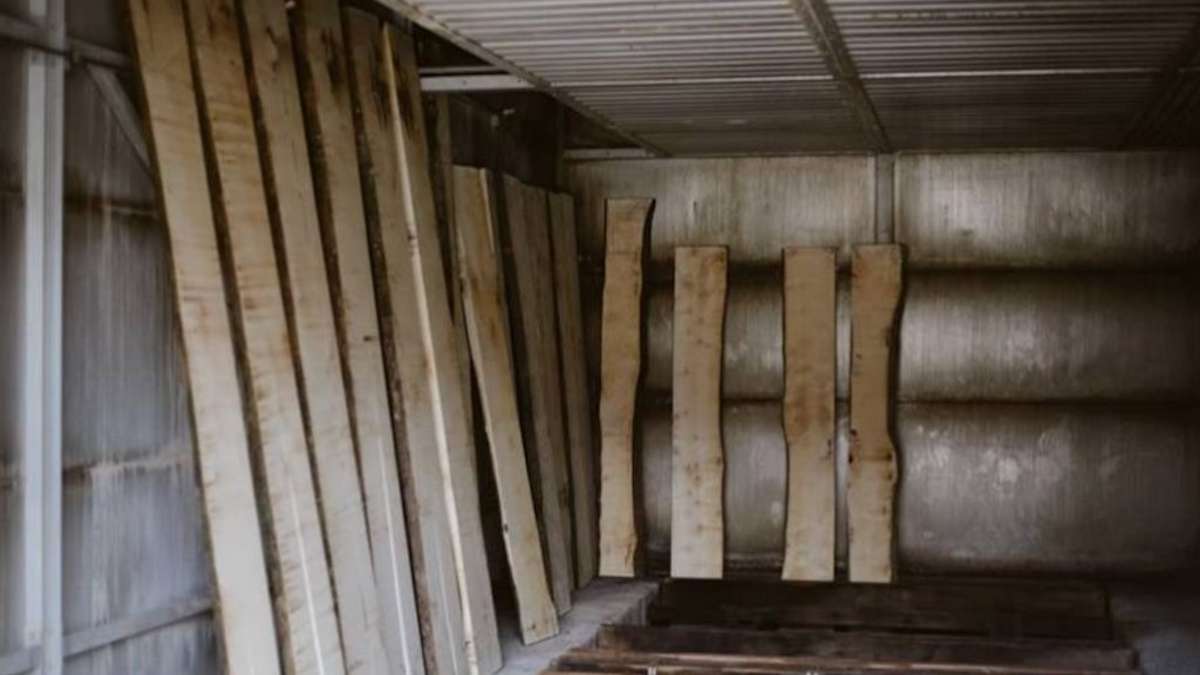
[[181, 0, 368, 672], [380, 24, 503, 675], [125, 2, 281, 673], [502, 176, 575, 614], [240, 1, 424, 672], [781, 247, 837, 582], [454, 166, 559, 645], [597, 198, 654, 578], [848, 244, 903, 584], [297, 4, 465, 674], [548, 192, 599, 587], [670, 246, 728, 580]]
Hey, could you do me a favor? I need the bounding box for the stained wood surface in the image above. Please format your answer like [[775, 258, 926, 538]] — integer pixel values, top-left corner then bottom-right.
[[503, 175, 575, 613], [781, 247, 837, 582], [125, 1, 280, 673], [598, 198, 654, 577], [595, 625, 1135, 672], [848, 245, 903, 584], [454, 166, 559, 644], [670, 247, 727, 580], [323, 8, 467, 675], [548, 191, 599, 587], [183, 1, 356, 671], [380, 24, 503, 675], [242, 2, 424, 673]]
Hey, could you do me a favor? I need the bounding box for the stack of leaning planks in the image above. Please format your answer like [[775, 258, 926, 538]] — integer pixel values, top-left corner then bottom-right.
[[126, 1, 600, 673]]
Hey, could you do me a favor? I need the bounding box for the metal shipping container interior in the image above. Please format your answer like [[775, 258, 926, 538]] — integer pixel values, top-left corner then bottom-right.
[[2, 1, 1199, 674]]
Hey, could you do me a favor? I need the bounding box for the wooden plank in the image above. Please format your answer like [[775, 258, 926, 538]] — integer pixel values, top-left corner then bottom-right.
[[552, 648, 1135, 675], [308, 6, 465, 675], [670, 247, 727, 579], [454, 166, 560, 644], [430, 94, 475, 441], [597, 198, 654, 577], [240, 2, 424, 673], [181, 1, 362, 672], [848, 245, 903, 584], [379, 23, 503, 675], [595, 625, 1135, 672], [548, 191, 599, 587], [125, 2, 281, 673], [503, 175, 575, 612], [650, 579, 1112, 641], [781, 247, 837, 582]]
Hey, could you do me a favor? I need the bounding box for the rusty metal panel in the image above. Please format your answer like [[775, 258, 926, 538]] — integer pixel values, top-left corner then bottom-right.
[[896, 152, 1200, 269], [569, 156, 875, 267], [637, 402, 1200, 573]]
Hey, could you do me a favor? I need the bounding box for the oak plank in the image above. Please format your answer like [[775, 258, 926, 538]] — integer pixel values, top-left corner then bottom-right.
[[180, 2, 350, 667], [315, 7, 467, 675], [125, 1, 281, 673], [670, 247, 728, 580], [548, 191, 599, 587], [454, 166, 559, 645], [503, 176, 575, 613], [240, 1, 424, 672], [379, 23, 503, 675], [597, 198, 654, 577], [848, 245, 903, 583], [781, 247, 837, 582]]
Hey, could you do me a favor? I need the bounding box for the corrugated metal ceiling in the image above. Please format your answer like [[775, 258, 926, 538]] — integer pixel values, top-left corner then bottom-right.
[[401, 0, 1200, 155]]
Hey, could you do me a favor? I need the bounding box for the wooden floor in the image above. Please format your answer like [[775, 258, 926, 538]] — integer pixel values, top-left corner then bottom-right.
[[543, 578, 1142, 675]]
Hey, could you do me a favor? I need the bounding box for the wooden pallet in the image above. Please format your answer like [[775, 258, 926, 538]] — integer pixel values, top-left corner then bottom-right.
[[544, 579, 1139, 675]]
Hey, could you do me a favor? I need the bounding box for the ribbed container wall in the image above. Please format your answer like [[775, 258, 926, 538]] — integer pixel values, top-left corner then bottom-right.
[[569, 150, 1200, 576]]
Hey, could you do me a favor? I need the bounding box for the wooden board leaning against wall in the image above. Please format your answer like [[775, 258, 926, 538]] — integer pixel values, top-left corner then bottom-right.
[[848, 245, 904, 584], [502, 175, 575, 615], [125, 1, 281, 672], [598, 198, 655, 577], [671, 247, 728, 580], [454, 166, 560, 644]]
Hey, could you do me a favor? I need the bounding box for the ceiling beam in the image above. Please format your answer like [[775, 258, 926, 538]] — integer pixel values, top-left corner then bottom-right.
[[788, 0, 891, 152], [373, 0, 669, 156]]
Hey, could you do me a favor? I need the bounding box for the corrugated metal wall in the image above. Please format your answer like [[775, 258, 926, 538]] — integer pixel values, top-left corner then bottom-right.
[[569, 150, 1200, 576]]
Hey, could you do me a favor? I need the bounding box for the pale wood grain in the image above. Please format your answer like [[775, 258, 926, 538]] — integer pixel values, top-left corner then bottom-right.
[[548, 192, 599, 587], [597, 198, 654, 577], [312, 7, 467, 675], [454, 166, 560, 645], [125, 1, 280, 672], [242, 1, 424, 672], [503, 176, 575, 614], [781, 247, 837, 582], [184, 0, 352, 670], [670, 246, 728, 580], [380, 24, 503, 675], [848, 244, 903, 584]]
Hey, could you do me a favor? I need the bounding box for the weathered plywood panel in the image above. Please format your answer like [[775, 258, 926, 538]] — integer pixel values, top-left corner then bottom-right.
[[670, 247, 727, 580], [379, 24, 502, 675], [781, 248, 836, 582], [597, 198, 653, 578], [454, 166, 559, 645], [548, 192, 599, 587], [125, 2, 280, 672], [848, 245, 903, 584], [503, 176, 574, 613], [316, 7, 465, 675], [243, 2, 423, 673], [182, 1, 354, 671]]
